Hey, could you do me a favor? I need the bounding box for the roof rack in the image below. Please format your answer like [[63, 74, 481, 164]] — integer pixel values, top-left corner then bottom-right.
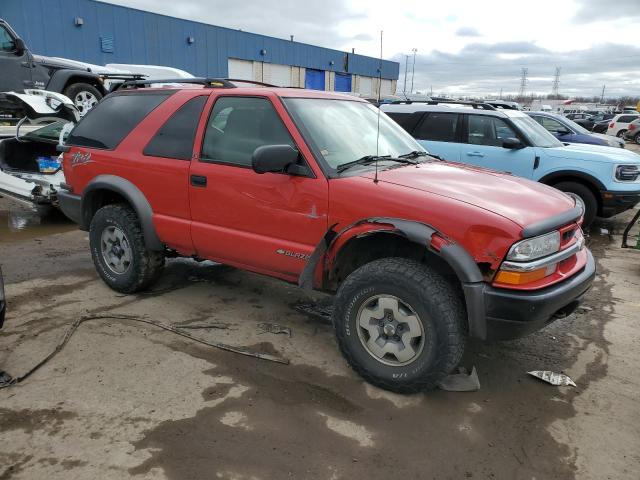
[[118, 77, 283, 91], [118, 77, 238, 90], [390, 99, 496, 110]]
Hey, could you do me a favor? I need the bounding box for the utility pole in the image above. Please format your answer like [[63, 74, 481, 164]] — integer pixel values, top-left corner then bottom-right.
[[403, 55, 409, 94], [552, 66, 561, 98], [499, 87, 503, 99], [410, 48, 417, 94], [519, 67, 528, 98], [600, 84, 606, 104]]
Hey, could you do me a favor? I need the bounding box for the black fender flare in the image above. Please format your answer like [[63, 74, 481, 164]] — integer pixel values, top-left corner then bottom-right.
[[299, 217, 487, 338], [538, 170, 606, 192], [81, 175, 163, 251], [47, 69, 107, 96]]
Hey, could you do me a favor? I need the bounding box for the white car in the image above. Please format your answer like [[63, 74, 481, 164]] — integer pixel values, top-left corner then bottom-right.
[[606, 113, 640, 138], [0, 91, 77, 210]]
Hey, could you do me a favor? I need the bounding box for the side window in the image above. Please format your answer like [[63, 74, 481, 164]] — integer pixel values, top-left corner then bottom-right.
[[143, 96, 207, 160], [0, 26, 15, 52], [618, 115, 638, 123], [200, 96, 294, 167], [539, 117, 567, 133], [414, 113, 458, 142], [68, 93, 171, 149], [467, 115, 517, 146]]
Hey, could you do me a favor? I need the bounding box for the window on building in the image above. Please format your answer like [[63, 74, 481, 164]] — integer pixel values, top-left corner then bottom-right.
[[144, 96, 207, 160], [200, 97, 294, 167]]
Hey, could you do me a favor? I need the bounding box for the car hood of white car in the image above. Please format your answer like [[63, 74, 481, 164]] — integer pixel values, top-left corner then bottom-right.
[[545, 142, 640, 164]]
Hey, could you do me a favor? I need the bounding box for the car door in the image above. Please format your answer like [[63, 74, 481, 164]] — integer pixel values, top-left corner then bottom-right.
[[460, 114, 536, 178], [411, 112, 461, 161], [0, 24, 31, 92], [189, 94, 329, 282]]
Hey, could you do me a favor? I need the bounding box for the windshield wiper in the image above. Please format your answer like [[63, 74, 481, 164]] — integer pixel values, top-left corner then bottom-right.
[[336, 155, 390, 173], [398, 150, 429, 159]]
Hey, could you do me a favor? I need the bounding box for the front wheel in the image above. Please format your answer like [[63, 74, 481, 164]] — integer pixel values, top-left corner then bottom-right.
[[63, 82, 103, 116], [332, 258, 466, 393], [89, 204, 165, 293], [553, 181, 598, 227]]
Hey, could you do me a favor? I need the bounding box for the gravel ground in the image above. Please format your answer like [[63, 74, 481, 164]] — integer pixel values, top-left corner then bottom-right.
[[0, 146, 639, 479]]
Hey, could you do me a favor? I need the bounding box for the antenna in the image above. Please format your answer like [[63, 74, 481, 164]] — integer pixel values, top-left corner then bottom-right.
[[374, 30, 383, 184]]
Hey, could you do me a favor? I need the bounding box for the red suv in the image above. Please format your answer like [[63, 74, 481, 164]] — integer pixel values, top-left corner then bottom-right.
[[58, 79, 595, 393]]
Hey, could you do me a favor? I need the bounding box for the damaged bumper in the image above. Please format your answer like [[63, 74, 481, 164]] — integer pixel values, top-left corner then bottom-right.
[[477, 249, 596, 341]]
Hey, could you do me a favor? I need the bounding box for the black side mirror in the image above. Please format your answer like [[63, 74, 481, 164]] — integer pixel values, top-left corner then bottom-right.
[[14, 38, 26, 56], [252, 144, 303, 175], [502, 137, 524, 149]]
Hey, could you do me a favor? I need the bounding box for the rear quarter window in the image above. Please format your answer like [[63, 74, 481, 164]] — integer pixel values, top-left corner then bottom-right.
[[67, 92, 172, 149]]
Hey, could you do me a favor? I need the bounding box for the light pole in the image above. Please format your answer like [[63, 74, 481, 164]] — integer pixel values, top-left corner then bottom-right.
[[410, 48, 417, 94], [403, 54, 409, 95]]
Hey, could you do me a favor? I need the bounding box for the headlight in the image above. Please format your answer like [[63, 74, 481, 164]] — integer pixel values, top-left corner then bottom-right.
[[506, 231, 561, 262], [607, 138, 623, 148], [615, 165, 640, 182]]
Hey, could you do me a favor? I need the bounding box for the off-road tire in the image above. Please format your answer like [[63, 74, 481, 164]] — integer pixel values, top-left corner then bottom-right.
[[63, 82, 103, 116], [89, 204, 165, 293], [553, 181, 598, 227], [332, 258, 466, 393]]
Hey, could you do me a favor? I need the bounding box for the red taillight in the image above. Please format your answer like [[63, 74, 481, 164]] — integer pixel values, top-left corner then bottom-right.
[[609, 123, 615, 128], [630, 123, 637, 131]]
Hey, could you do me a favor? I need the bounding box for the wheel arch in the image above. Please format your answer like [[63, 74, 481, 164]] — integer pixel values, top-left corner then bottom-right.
[[299, 218, 486, 337], [47, 70, 107, 96], [539, 170, 604, 214], [81, 175, 163, 251]]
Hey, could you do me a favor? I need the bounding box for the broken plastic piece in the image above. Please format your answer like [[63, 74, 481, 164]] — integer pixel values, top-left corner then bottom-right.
[[528, 370, 576, 387], [257, 323, 291, 337], [0, 371, 15, 388], [293, 301, 333, 324], [438, 366, 480, 392]]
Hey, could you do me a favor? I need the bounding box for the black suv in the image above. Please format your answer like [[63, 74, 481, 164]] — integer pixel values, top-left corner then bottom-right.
[[0, 19, 118, 118]]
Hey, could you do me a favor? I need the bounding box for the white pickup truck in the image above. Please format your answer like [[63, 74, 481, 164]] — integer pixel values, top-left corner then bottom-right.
[[0, 90, 77, 211]]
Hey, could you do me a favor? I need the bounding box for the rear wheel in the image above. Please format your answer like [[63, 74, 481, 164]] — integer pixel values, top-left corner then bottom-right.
[[63, 83, 103, 116], [332, 258, 466, 393], [634, 132, 640, 145], [89, 204, 165, 293], [616, 129, 627, 138], [553, 181, 598, 227]]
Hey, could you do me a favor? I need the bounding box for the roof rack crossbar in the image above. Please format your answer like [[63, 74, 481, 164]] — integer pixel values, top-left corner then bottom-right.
[[389, 99, 496, 110], [119, 77, 237, 89], [224, 78, 278, 88]]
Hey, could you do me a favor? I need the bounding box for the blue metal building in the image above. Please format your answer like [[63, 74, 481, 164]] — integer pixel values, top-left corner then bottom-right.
[[0, 0, 399, 94]]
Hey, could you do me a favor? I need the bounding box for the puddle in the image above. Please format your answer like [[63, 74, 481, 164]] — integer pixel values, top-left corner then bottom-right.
[[0, 197, 74, 243]]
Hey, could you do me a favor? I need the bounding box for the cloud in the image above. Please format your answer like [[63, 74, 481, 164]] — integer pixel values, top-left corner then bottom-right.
[[573, 0, 640, 23], [103, 0, 366, 48], [455, 27, 481, 37], [394, 42, 640, 97]]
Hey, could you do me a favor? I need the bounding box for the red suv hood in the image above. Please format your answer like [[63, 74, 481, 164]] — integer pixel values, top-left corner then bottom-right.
[[364, 161, 576, 229]]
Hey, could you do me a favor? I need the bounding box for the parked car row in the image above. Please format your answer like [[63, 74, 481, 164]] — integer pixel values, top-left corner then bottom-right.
[[381, 100, 640, 227]]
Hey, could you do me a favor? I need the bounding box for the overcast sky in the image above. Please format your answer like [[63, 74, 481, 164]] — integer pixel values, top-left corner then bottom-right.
[[104, 0, 640, 98]]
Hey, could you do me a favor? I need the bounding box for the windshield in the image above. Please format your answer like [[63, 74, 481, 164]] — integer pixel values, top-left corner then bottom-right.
[[283, 98, 424, 170], [511, 116, 564, 148], [23, 120, 73, 144]]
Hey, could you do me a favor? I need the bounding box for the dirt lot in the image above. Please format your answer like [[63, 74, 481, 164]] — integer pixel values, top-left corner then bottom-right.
[[1, 149, 639, 479]]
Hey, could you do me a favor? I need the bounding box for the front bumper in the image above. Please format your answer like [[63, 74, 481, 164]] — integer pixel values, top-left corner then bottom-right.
[[468, 249, 596, 341], [600, 190, 640, 217]]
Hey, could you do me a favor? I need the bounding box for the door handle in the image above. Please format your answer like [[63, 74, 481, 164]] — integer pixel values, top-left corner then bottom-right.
[[466, 151, 485, 157], [190, 175, 207, 187]]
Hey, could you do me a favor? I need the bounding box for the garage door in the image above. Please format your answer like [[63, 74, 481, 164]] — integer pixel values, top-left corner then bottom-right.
[[381, 79, 393, 96], [265, 63, 291, 87], [359, 76, 372, 96], [228, 59, 253, 80], [305, 69, 325, 90], [335, 73, 352, 92]]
